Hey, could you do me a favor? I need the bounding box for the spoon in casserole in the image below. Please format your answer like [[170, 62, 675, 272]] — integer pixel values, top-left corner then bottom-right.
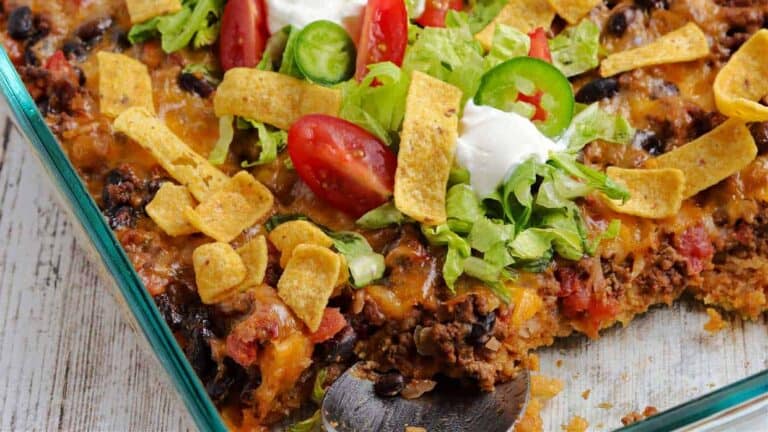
[[321, 363, 531, 432]]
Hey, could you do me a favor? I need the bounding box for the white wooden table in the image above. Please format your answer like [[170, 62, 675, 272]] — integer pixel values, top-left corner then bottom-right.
[[0, 101, 766, 431], [0, 111, 194, 431]]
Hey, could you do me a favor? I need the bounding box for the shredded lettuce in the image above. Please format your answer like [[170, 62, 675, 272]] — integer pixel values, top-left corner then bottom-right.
[[339, 62, 410, 144], [257, 26, 292, 71], [446, 184, 485, 233], [239, 119, 288, 167], [128, 0, 224, 53], [329, 232, 386, 287], [356, 202, 406, 229], [549, 19, 600, 77], [402, 13, 486, 103], [548, 152, 630, 202], [208, 115, 234, 165], [311, 368, 327, 404], [468, 217, 514, 252], [485, 24, 530, 68], [562, 103, 636, 152], [279, 26, 304, 78], [466, 0, 509, 34]]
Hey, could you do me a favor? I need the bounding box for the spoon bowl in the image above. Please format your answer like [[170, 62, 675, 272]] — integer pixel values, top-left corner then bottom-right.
[[322, 364, 531, 432]]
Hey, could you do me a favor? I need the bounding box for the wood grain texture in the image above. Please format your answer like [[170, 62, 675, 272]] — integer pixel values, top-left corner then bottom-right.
[[0, 110, 194, 431], [0, 101, 765, 432]]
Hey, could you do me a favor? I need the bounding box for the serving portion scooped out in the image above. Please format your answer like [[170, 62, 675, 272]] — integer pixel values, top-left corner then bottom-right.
[[3, 0, 768, 430]]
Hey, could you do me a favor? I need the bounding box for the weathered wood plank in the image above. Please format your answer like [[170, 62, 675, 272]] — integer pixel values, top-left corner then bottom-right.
[[0, 113, 194, 431]]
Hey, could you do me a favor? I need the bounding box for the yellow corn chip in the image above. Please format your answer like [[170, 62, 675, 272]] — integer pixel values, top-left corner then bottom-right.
[[97, 52, 154, 118], [336, 254, 350, 288], [603, 167, 685, 219], [714, 30, 768, 121], [114, 107, 229, 202], [145, 183, 198, 236], [600, 23, 709, 77], [277, 244, 341, 331], [394, 72, 462, 225], [214, 68, 342, 130], [185, 171, 274, 242], [236, 235, 269, 289], [125, 0, 182, 23], [475, 0, 556, 49], [268, 220, 334, 268], [547, 0, 600, 24], [193, 242, 247, 304], [650, 119, 757, 198]]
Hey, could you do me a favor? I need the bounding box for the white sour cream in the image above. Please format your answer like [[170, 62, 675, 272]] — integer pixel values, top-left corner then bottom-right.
[[455, 100, 566, 198], [264, 0, 367, 34]]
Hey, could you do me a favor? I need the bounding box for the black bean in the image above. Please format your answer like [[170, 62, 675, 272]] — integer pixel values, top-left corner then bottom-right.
[[575, 77, 619, 104], [466, 313, 496, 346], [206, 358, 247, 402], [7, 6, 34, 40], [23, 45, 39, 66], [239, 373, 262, 404], [633, 0, 668, 10], [374, 372, 405, 397], [107, 206, 135, 229], [185, 330, 215, 379], [634, 130, 665, 155], [178, 72, 215, 98], [63, 38, 88, 61], [111, 27, 131, 50], [317, 326, 357, 363], [606, 10, 629, 37], [154, 292, 185, 330], [75, 17, 113, 46], [750, 122, 768, 154]]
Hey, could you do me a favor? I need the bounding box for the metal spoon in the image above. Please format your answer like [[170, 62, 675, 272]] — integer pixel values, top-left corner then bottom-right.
[[321, 363, 530, 432]]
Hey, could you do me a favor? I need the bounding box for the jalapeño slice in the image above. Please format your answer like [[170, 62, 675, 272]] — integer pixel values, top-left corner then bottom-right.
[[295, 20, 356, 85], [475, 57, 574, 138]]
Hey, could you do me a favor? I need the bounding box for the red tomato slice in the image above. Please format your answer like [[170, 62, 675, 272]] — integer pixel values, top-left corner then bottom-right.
[[219, 0, 268, 71], [355, 0, 409, 81], [527, 27, 552, 62], [416, 0, 463, 27], [288, 115, 397, 216], [309, 308, 348, 343]]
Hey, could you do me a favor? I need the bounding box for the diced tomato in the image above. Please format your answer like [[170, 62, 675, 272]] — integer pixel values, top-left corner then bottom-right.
[[225, 304, 281, 367], [226, 332, 260, 367], [675, 224, 714, 275], [287, 115, 398, 216], [308, 308, 348, 343], [219, 0, 269, 71], [516, 90, 548, 122], [527, 27, 552, 62], [45, 50, 78, 83], [556, 267, 619, 338], [355, 0, 409, 81], [416, 0, 463, 28]]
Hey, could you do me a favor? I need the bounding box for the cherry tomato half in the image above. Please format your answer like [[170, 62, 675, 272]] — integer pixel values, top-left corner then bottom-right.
[[355, 0, 409, 81], [416, 0, 463, 28], [527, 27, 552, 63], [219, 0, 269, 71], [288, 115, 397, 216]]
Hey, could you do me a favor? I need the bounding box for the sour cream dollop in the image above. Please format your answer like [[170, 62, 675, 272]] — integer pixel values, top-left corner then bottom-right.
[[264, 0, 367, 34], [455, 100, 566, 198]]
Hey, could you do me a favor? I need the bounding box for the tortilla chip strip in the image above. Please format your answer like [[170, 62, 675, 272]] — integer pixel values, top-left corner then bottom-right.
[[236, 236, 269, 289], [600, 23, 709, 77], [214, 68, 342, 130], [193, 242, 247, 304], [185, 171, 274, 242], [649, 119, 757, 198], [114, 107, 229, 202], [476, 0, 556, 49], [394, 72, 462, 225], [547, 0, 601, 24], [603, 167, 685, 219], [97, 52, 154, 118], [126, 0, 182, 24], [145, 183, 198, 236], [277, 244, 341, 332], [714, 29, 768, 121], [268, 220, 334, 268]]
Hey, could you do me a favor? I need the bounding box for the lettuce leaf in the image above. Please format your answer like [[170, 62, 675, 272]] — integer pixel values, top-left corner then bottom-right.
[[562, 103, 636, 152], [128, 0, 224, 53], [446, 184, 485, 233], [330, 232, 386, 288], [339, 62, 410, 144], [279, 26, 304, 78], [402, 13, 486, 103], [485, 24, 530, 68], [239, 119, 288, 167], [549, 19, 600, 77], [356, 202, 406, 229], [466, 0, 509, 34], [208, 115, 234, 165], [548, 152, 630, 201]]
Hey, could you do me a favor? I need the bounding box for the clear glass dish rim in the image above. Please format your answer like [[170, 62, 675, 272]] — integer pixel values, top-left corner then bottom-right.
[[1, 46, 765, 432]]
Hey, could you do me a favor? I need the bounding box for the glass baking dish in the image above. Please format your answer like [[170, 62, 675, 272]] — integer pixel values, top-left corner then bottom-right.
[[0, 45, 766, 431]]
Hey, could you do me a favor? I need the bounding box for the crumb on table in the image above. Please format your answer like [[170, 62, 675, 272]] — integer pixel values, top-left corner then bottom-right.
[[704, 308, 728, 333], [562, 415, 589, 432]]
